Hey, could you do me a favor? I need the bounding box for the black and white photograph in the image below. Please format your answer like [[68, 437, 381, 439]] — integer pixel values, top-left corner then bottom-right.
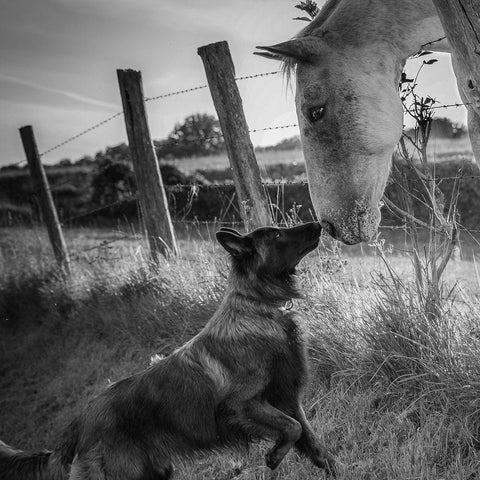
[[1, 1, 480, 478]]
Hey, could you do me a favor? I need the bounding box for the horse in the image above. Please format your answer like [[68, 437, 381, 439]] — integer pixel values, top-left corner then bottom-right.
[[256, 0, 480, 244]]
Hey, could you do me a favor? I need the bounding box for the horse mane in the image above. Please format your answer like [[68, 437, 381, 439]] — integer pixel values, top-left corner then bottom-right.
[[282, 0, 341, 79]]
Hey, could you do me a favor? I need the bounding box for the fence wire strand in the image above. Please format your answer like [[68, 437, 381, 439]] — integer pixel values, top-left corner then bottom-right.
[[3, 71, 282, 169], [0, 59, 472, 172], [39, 111, 124, 158]]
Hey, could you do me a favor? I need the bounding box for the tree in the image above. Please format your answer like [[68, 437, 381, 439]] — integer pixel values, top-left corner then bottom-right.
[[58, 158, 72, 167], [405, 117, 467, 139], [155, 113, 225, 159], [75, 155, 94, 167], [430, 117, 466, 138], [91, 157, 136, 206]]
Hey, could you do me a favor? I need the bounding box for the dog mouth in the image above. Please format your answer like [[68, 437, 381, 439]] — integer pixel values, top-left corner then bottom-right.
[[289, 238, 320, 272], [299, 238, 320, 257]]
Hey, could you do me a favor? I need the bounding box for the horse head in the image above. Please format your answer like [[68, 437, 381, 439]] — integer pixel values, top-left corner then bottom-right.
[[256, 36, 404, 244]]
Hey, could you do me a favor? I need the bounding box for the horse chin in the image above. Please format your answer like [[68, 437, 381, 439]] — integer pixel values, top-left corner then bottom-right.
[[320, 205, 381, 245]]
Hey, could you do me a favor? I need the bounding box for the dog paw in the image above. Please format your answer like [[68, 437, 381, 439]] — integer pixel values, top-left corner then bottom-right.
[[265, 451, 280, 470]]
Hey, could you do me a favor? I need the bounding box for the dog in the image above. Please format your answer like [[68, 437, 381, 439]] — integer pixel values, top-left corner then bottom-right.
[[0, 221, 335, 479]]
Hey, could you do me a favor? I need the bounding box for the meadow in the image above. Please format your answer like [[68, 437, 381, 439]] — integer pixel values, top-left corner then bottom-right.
[[2, 219, 480, 479], [2, 136, 480, 479], [164, 136, 474, 175]]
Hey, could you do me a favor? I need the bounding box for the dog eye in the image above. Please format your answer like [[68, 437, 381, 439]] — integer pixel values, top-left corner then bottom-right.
[[274, 232, 281, 239], [308, 105, 325, 123]]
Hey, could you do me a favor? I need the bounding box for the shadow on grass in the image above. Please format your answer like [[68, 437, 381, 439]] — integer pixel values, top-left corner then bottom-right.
[[0, 267, 220, 450]]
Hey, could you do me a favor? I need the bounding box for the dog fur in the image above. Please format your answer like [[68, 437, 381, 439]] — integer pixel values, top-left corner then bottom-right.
[[0, 222, 335, 479]]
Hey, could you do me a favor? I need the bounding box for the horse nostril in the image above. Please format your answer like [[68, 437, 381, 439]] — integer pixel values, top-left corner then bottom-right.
[[320, 220, 336, 238]]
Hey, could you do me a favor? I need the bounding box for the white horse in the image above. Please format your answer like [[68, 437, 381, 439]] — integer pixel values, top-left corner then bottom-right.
[[256, 0, 480, 244]]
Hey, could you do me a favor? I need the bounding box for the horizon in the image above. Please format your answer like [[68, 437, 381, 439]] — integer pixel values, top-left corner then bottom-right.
[[0, 0, 466, 168]]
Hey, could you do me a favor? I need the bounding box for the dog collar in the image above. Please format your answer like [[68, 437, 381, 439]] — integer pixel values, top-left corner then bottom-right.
[[281, 299, 294, 313]]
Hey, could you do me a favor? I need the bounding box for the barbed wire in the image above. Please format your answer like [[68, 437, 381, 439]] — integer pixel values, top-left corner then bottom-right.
[[51, 171, 480, 230], [39, 111, 125, 158], [2, 71, 283, 171], [234, 71, 281, 81], [0, 103, 471, 172], [431, 102, 471, 110], [162, 174, 480, 192], [144, 70, 280, 102], [62, 198, 134, 224], [71, 233, 141, 257], [249, 124, 299, 133], [0, 55, 471, 173], [152, 123, 300, 154], [144, 85, 209, 102]]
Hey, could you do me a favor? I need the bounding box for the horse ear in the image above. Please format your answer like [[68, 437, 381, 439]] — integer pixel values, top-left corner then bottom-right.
[[216, 231, 253, 258], [254, 37, 319, 63]]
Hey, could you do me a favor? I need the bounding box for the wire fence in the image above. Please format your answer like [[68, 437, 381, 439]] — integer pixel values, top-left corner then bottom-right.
[[1, 57, 479, 260], [2, 70, 283, 169], [1, 66, 472, 170], [43, 167, 480, 259]]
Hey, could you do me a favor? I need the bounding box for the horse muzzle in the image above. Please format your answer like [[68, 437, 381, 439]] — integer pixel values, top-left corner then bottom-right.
[[320, 203, 380, 245]]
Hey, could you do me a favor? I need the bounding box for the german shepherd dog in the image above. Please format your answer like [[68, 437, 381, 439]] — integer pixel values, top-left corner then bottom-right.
[[0, 221, 335, 479]]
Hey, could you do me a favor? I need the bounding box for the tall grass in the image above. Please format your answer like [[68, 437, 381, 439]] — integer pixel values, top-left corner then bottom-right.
[[1, 76, 479, 475], [2, 225, 480, 478]]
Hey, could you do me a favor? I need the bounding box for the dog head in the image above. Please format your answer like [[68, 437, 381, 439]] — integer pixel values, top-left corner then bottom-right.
[[216, 222, 322, 278]]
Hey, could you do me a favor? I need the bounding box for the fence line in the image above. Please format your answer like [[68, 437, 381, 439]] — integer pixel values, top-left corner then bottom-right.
[[431, 102, 472, 110], [1, 71, 281, 170], [55, 174, 480, 226], [41, 71, 281, 161], [0, 64, 471, 172], [3, 56, 480, 260], [143, 70, 280, 102]]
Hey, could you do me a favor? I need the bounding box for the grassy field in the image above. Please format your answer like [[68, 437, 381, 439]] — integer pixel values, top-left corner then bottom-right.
[[2, 224, 480, 479], [162, 138, 474, 176]]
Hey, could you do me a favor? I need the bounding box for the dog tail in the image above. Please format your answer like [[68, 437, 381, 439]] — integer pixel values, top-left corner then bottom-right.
[[0, 426, 80, 480], [0, 440, 69, 480]]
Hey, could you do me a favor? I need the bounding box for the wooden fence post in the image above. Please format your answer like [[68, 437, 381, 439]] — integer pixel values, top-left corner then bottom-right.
[[117, 69, 178, 259], [19, 125, 70, 273], [432, 0, 480, 164], [198, 41, 273, 231]]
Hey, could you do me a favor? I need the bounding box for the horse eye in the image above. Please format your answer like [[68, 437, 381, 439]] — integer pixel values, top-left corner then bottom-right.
[[308, 106, 325, 123]]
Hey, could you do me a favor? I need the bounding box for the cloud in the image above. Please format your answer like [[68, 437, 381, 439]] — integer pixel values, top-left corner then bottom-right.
[[0, 73, 119, 110]]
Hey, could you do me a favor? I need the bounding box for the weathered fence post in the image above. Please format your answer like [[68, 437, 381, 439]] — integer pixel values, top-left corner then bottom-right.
[[117, 69, 178, 259], [19, 125, 70, 273], [432, 0, 480, 165], [198, 41, 273, 231]]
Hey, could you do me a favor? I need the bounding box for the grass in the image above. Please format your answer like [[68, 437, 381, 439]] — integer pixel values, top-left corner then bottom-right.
[[162, 148, 306, 176], [160, 138, 474, 177], [2, 225, 480, 478]]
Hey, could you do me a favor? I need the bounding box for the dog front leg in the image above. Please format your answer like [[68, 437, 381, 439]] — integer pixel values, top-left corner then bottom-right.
[[292, 405, 336, 476], [243, 398, 302, 470]]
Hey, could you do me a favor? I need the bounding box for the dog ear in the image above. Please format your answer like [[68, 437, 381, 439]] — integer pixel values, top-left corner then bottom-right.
[[216, 230, 253, 257]]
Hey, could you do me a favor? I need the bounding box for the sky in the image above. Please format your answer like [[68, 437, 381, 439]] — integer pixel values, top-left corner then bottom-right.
[[0, 0, 466, 167]]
